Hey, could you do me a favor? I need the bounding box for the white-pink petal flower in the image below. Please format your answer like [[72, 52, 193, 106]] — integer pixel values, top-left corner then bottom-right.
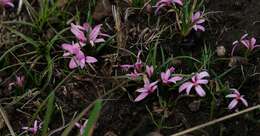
[[134, 77, 158, 102], [179, 71, 209, 96], [146, 65, 154, 78], [22, 120, 41, 134], [226, 89, 248, 110], [126, 70, 141, 80], [192, 11, 205, 32], [231, 34, 260, 56], [71, 23, 87, 42], [75, 120, 88, 135], [16, 76, 25, 88], [88, 24, 108, 47], [228, 99, 238, 110], [161, 69, 182, 84]]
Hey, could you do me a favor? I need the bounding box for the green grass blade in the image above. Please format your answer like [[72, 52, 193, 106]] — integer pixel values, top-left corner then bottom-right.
[[41, 92, 55, 135], [83, 100, 102, 136], [5, 27, 39, 48], [0, 42, 27, 62]]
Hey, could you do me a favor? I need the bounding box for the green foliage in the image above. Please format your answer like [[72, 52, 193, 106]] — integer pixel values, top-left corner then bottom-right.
[[83, 100, 102, 136], [41, 92, 55, 135]]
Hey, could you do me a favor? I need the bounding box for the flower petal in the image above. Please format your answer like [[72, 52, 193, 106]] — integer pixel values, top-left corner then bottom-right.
[[136, 88, 147, 93], [71, 23, 87, 41], [195, 85, 206, 97], [228, 99, 238, 110], [196, 25, 205, 32], [240, 33, 248, 40], [173, 0, 183, 5], [225, 94, 237, 98], [197, 71, 209, 79], [134, 92, 149, 102], [168, 76, 183, 83], [179, 82, 193, 94], [94, 38, 105, 43], [240, 97, 248, 107], [251, 37, 256, 46], [85, 56, 97, 63], [241, 40, 249, 49], [69, 58, 78, 69], [196, 19, 205, 24], [89, 24, 102, 41], [196, 79, 208, 84]]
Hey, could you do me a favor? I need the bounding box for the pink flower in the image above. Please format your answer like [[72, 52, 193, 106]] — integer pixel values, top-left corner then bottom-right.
[[62, 42, 84, 57], [155, 0, 183, 14], [120, 50, 143, 72], [134, 50, 143, 72], [68, 54, 97, 69], [120, 64, 134, 71], [231, 33, 248, 56], [231, 34, 260, 56], [62, 42, 97, 69], [75, 120, 88, 135], [88, 24, 107, 47], [71, 23, 88, 42], [126, 70, 141, 80], [16, 76, 25, 88], [179, 71, 209, 97], [192, 11, 205, 32], [241, 37, 260, 51], [22, 120, 42, 134], [70, 23, 108, 47], [146, 65, 154, 78], [0, 0, 14, 8], [161, 68, 182, 84], [226, 89, 248, 110], [134, 77, 159, 102], [8, 75, 25, 90], [169, 66, 175, 72], [232, 33, 248, 45]]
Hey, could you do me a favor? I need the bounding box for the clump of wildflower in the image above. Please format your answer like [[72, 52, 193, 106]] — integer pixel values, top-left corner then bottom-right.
[[22, 120, 42, 135], [70, 23, 108, 46], [134, 76, 159, 102], [226, 89, 248, 110], [231, 34, 260, 56], [75, 120, 88, 135], [155, 0, 183, 14], [62, 42, 97, 69], [192, 11, 205, 32], [0, 0, 14, 8], [179, 71, 209, 97], [160, 68, 182, 85]]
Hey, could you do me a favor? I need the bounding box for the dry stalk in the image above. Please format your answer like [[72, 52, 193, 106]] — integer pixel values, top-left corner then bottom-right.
[[171, 105, 260, 136]]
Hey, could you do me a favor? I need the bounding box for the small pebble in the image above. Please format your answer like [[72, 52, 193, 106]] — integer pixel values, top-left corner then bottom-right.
[[216, 46, 226, 57]]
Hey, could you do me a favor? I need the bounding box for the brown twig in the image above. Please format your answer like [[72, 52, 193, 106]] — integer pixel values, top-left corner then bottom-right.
[[171, 105, 260, 136], [0, 105, 16, 136]]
